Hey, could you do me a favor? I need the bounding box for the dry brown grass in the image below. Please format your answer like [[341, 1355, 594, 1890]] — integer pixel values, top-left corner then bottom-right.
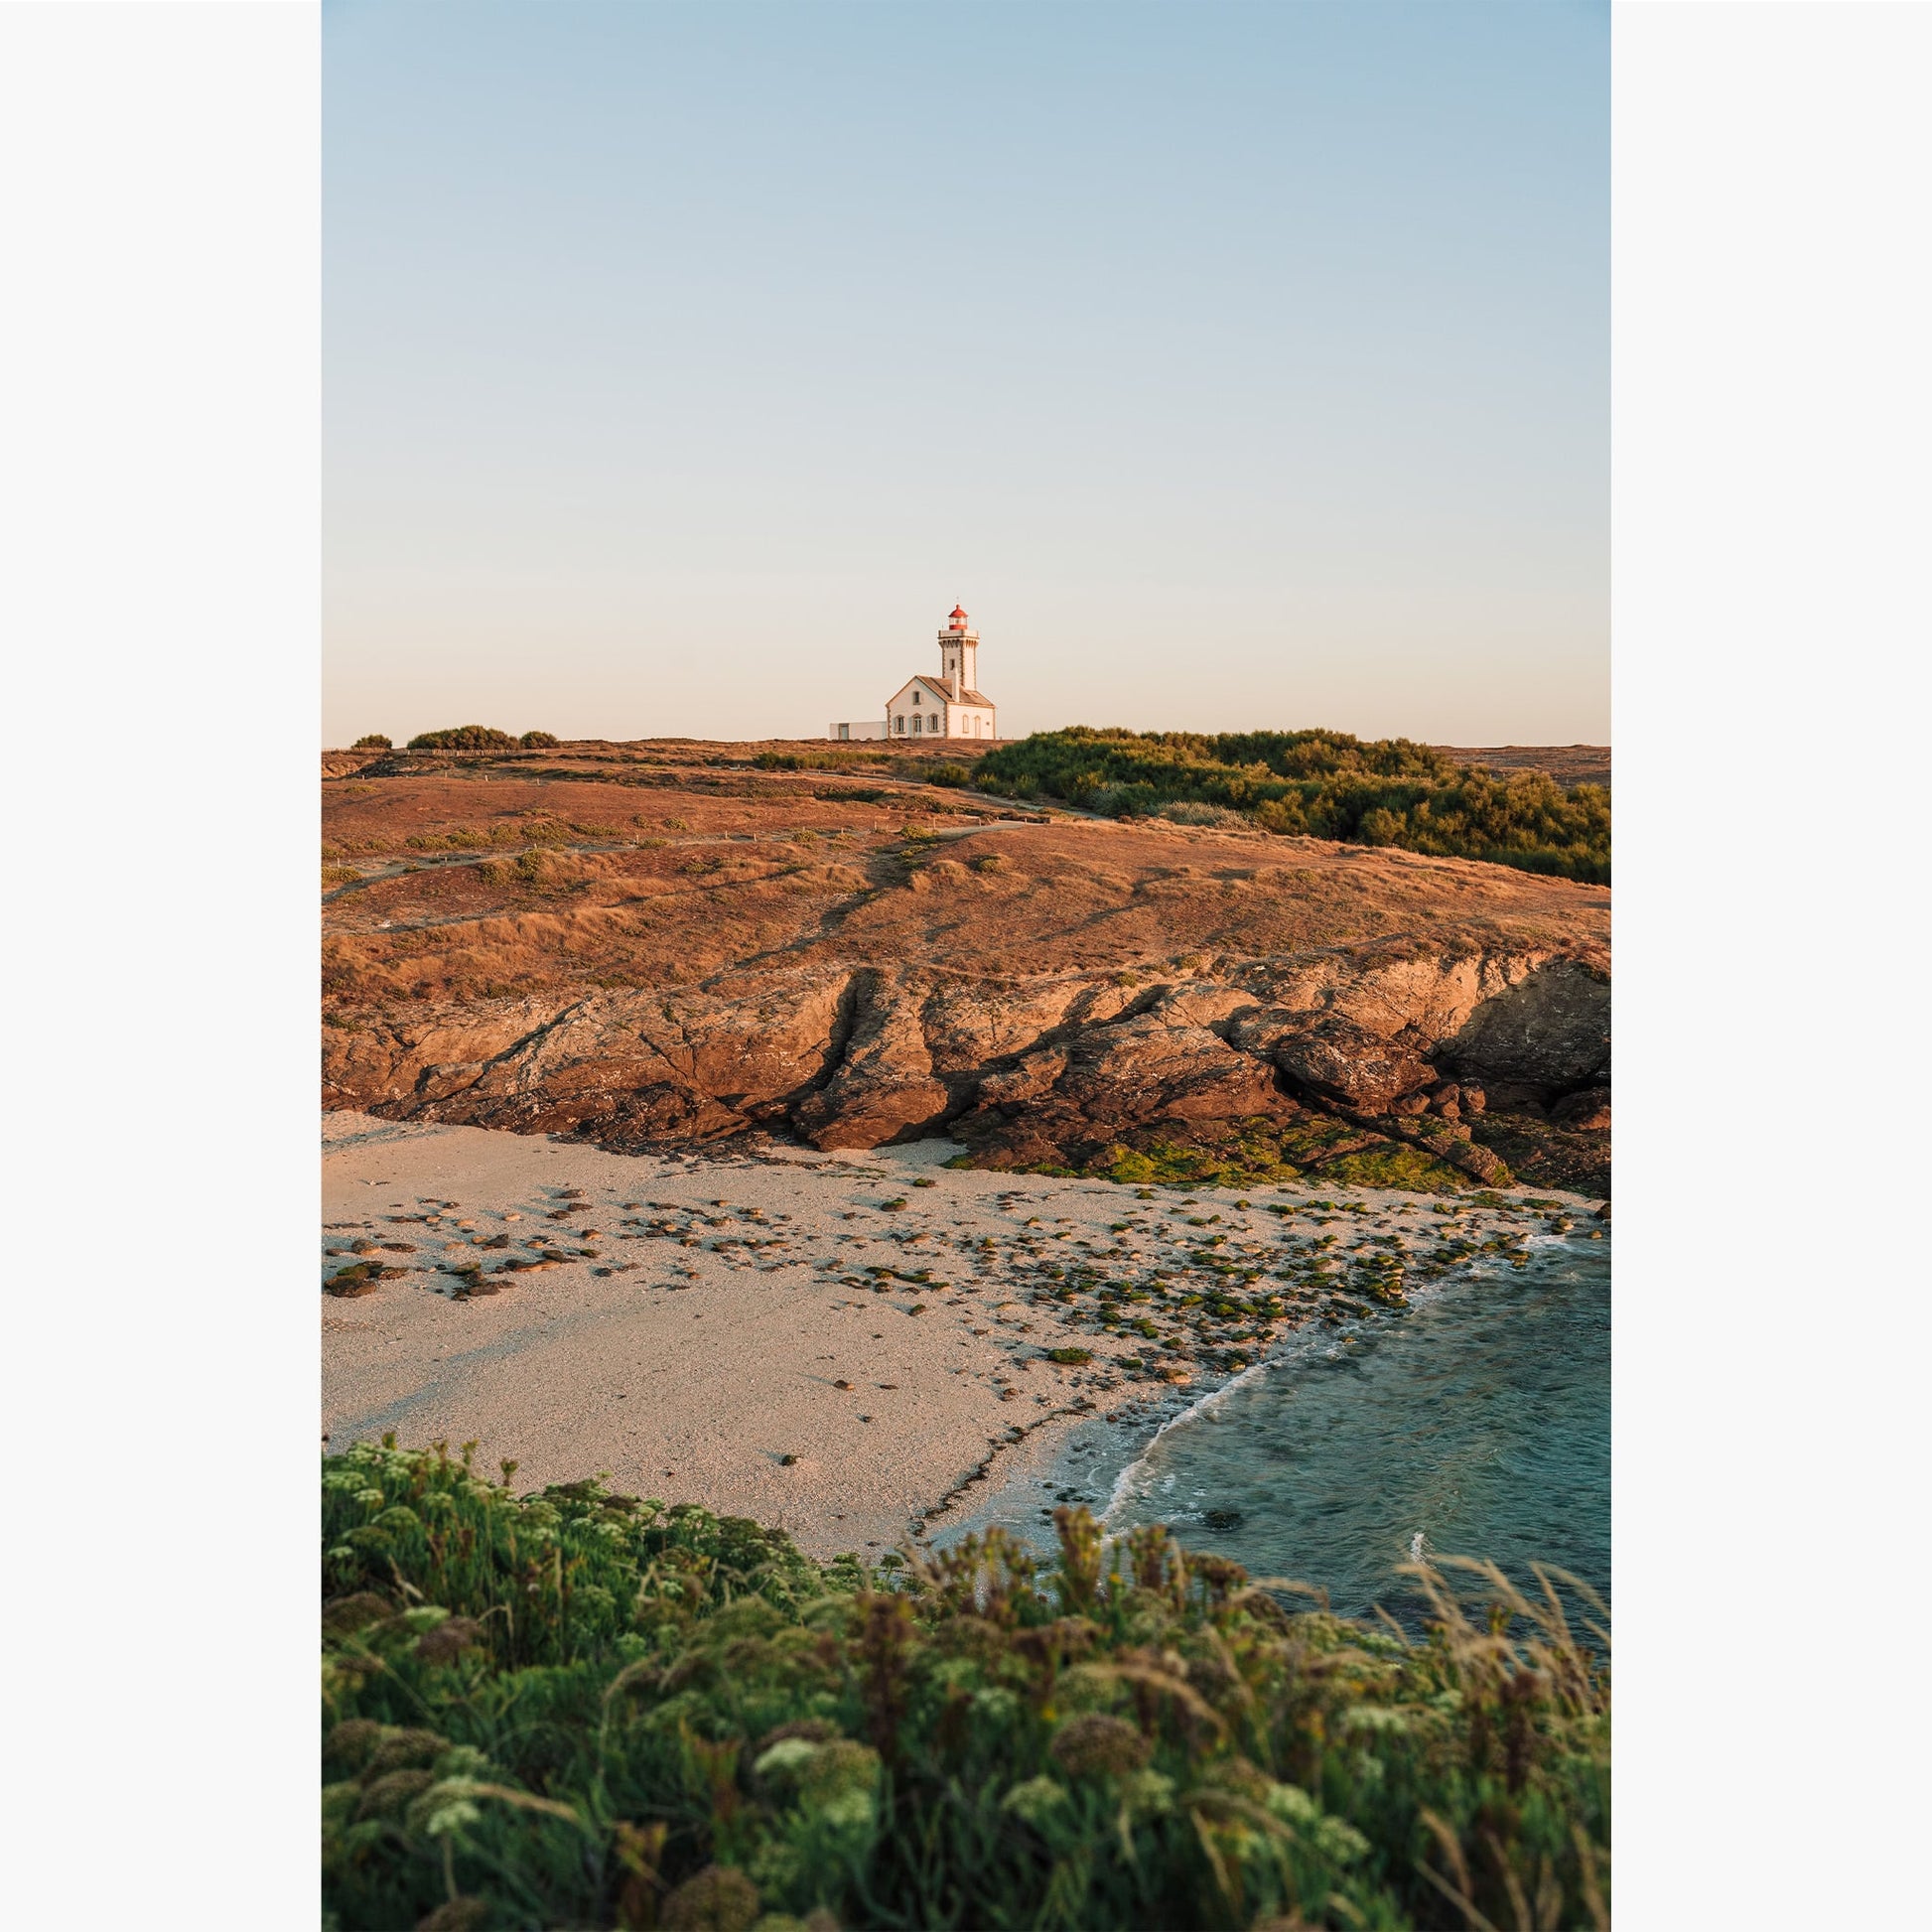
[[322, 742, 1608, 1012]]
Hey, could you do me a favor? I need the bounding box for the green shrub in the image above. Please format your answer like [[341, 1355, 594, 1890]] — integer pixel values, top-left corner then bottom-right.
[[406, 726, 519, 752], [323, 1441, 1609, 1932], [970, 729, 1609, 883], [924, 763, 972, 787], [351, 733, 392, 750], [755, 750, 884, 772], [518, 730, 559, 749]]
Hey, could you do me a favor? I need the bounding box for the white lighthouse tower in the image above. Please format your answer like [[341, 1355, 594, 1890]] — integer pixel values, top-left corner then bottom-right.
[[938, 605, 978, 698]]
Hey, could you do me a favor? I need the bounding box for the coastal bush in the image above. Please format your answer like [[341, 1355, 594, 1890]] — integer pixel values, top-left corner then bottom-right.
[[924, 762, 972, 787], [970, 729, 1609, 883], [754, 750, 887, 771], [1158, 799, 1249, 829], [407, 726, 519, 752], [323, 1440, 1609, 1931], [518, 730, 560, 749], [352, 733, 392, 750], [474, 848, 597, 895]]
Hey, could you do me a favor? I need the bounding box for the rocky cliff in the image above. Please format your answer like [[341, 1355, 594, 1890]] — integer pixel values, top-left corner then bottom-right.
[[322, 744, 1610, 1194]]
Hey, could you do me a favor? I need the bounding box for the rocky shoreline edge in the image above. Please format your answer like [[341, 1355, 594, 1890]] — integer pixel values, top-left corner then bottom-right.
[[327, 936, 1610, 1207]]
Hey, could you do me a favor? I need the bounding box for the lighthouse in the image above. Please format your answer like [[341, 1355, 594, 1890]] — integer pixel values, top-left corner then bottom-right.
[[828, 605, 999, 742], [938, 605, 978, 700]]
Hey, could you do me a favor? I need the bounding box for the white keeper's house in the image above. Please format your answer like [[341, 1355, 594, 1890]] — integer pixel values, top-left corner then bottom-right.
[[829, 605, 998, 743]]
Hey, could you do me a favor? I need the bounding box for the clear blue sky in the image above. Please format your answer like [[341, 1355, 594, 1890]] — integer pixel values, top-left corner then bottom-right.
[[325, 1, 1607, 748]]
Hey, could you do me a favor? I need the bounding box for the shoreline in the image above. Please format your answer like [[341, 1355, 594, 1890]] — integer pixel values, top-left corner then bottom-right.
[[323, 1111, 1603, 1561], [937, 1238, 1608, 1573]]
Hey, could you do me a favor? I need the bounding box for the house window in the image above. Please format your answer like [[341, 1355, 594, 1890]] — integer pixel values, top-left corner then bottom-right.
[[894, 715, 905, 734], [911, 689, 920, 704]]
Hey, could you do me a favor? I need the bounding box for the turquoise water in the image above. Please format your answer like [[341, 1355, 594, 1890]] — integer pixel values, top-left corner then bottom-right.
[[1103, 1239, 1609, 1626]]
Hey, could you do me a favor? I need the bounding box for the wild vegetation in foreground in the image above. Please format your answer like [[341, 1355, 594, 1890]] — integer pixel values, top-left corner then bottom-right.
[[972, 730, 1610, 885], [325, 1442, 1609, 1932]]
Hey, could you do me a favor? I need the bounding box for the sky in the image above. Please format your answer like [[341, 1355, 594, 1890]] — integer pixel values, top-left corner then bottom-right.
[[325, 1, 1607, 749]]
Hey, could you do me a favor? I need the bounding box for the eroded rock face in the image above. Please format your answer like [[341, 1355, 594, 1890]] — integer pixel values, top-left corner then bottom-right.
[[323, 975, 851, 1145], [952, 995, 1291, 1167], [1274, 1016, 1437, 1113], [323, 939, 1608, 1185], [1551, 1086, 1611, 1132], [791, 971, 952, 1150], [1439, 959, 1610, 1096]]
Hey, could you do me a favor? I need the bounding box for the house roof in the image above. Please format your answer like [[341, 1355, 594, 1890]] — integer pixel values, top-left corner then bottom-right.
[[889, 675, 995, 707]]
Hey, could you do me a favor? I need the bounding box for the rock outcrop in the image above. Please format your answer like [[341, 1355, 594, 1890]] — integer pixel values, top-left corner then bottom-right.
[[952, 990, 1292, 1169], [1274, 1017, 1437, 1114], [790, 971, 951, 1150], [1438, 957, 1610, 1099], [325, 939, 1610, 1191]]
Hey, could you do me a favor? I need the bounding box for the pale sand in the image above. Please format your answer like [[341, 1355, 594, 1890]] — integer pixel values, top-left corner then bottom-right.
[[323, 1114, 1594, 1560], [323, 1114, 1167, 1557]]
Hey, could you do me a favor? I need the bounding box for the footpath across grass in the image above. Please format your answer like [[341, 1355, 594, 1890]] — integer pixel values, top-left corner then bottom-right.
[[324, 1439, 1610, 1931]]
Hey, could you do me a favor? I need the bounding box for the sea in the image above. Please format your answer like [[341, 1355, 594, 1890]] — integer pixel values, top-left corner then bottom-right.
[[936, 1232, 1609, 1632]]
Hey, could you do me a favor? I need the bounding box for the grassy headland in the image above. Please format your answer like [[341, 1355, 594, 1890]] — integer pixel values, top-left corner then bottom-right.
[[324, 1440, 1609, 1931]]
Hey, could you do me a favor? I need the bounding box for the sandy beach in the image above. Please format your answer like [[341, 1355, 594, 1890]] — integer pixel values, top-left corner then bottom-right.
[[324, 1111, 1601, 1559]]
